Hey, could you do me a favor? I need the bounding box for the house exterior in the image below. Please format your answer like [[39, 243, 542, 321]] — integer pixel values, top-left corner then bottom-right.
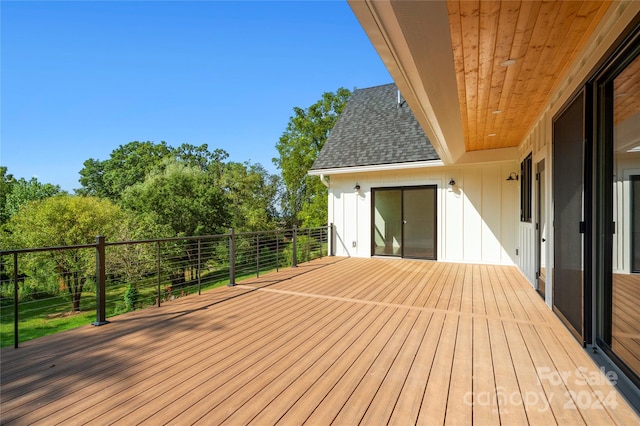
[[310, 83, 519, 267], [313, 0, 640, 409]]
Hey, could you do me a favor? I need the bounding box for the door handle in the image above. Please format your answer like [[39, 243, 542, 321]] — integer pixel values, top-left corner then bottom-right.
[[542, 238, 546, 242], [403, 220, 407, 224]]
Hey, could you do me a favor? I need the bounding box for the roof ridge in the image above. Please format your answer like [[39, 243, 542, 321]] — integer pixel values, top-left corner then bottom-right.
[[353, 82, 396, 92]]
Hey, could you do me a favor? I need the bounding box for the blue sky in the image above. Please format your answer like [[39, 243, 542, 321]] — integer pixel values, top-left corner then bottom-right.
[[1, 1, 391, 192]]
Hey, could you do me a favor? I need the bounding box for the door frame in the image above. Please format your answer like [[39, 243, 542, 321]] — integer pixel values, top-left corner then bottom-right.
[[535, 159, 547, 299], [370, 185, 437, 260]]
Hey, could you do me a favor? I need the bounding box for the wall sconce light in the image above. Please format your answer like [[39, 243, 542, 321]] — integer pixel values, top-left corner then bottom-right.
[[506, 172, 519, 181], [354, 183, 361, 191], [448, 178, 456, 186]]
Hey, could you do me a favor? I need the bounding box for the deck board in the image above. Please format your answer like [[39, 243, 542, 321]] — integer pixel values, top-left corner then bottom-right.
[[329, 309, 418, 425], [1, 257, 638, 425], [221, 304, 377, 425], [359, 310, 431, 425], [472, 317, 500, 425], [445, 315, 473, 425], [519, 323, 586, 424], [488, 318, 530, 424], [417, 314, 459, 424], [503, 321, 556, 424], [387, 312, 444, 425]]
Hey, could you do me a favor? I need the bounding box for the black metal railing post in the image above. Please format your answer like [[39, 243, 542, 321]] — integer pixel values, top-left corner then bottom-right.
[[276, 229, 280, 272], [92, 236, 109, 326], [197, 239, 202, 295], [13, 252, 19, 348], [329, 223, 335, 256], [256, 234, 260, 278], [307, 227, 311, 262], [229, 228, 236, 286], [292, 225, 297, 268], [157, 241, 162, 307]]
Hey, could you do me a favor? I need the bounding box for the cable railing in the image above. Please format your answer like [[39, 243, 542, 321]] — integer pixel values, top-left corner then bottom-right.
[[0, 225, 334, 348]]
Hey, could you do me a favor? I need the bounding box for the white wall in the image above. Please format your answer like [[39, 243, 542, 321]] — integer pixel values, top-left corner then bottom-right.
[[327, 162, 518, 265]]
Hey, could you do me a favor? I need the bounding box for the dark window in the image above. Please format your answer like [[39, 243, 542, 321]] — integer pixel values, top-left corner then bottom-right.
[[520, 153, 532, 222]]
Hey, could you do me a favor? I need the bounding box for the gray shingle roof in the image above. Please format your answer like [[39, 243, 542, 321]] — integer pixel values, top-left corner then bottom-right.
[[311, 83, 439, 171]]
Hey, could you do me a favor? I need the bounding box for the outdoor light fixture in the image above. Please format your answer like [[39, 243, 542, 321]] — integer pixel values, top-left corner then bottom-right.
[[506, 172, 519, 181], [448, 178, 456, 186], [354, 183, 361, 191]]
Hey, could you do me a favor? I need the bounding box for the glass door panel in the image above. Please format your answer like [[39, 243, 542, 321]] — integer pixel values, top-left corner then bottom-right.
[[372, 186, 437, 259], [403, 187, 436, 259], [610, 53, 640, 378], [373, 189, 402, 256]]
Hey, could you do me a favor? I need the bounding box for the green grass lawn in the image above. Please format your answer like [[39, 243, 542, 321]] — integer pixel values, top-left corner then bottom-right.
[[0, 295, 96, 347]]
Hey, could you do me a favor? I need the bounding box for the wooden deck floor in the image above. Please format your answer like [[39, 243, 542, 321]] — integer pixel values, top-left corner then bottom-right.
[[1, 257, 639, 425]]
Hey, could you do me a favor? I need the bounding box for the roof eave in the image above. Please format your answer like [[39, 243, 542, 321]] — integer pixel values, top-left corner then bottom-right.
[[348, 0, 466, 165], [308, 159, 445, 176]]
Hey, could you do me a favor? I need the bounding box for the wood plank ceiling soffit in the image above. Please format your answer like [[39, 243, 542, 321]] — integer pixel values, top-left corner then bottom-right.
[[384, 1, 612, 154]]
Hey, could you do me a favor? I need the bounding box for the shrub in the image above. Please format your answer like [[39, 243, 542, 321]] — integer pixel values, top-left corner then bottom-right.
[[123, 284, 139, 312]]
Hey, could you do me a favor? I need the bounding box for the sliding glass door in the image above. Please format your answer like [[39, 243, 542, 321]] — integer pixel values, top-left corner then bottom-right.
[[372, 189, 402, 256], [596, 33, 640, 384], [403, 187, 436, 259], [372, 186, 436, 260]]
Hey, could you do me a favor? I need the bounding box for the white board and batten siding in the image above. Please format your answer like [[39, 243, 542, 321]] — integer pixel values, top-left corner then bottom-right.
[[327, 163, 518, 266], [518, 112, 551, 290]]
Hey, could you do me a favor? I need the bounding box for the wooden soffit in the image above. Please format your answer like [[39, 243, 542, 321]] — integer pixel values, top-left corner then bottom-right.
[[349, 0, 612, 164]]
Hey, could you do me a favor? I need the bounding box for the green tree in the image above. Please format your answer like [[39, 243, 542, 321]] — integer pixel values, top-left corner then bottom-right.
[[0, 167, 17, 223], [121, 160, 229, 237], [273, 87, 351, 226], [78, 141, 172, 200], [3, 177, 63, 220], [174, 144, 228, 171], [3, 195, 122, 311], [106, 210, 174, 284], [120, 160, 230, 287], [221, 161, 280, 232], [78, 141, 229, 202], [76, 158, 106, 198]]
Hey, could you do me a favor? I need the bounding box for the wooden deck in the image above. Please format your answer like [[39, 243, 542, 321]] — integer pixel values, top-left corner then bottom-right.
[[1, 257, 639, 425]]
